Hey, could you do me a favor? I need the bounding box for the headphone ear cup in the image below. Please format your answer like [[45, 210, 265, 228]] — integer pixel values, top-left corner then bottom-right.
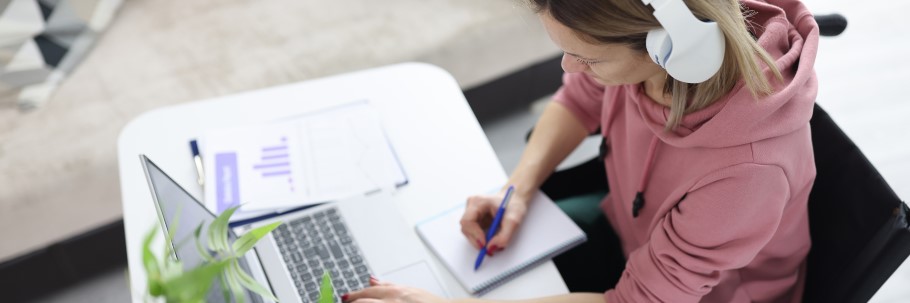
[[645, 28, 672, 69]]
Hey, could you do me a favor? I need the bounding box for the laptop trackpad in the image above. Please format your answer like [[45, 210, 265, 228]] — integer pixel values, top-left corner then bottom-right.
[[378, 260, 449, 298]]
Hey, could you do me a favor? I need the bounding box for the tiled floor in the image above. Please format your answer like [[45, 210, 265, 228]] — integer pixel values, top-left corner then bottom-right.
[[31, 0, 910, 302]]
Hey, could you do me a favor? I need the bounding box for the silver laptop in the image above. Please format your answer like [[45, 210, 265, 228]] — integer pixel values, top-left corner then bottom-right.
[[140, 154, 448, 302]]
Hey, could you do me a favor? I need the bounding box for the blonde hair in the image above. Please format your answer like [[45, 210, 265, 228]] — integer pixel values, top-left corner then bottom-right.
[[529, 0, 783, 130]]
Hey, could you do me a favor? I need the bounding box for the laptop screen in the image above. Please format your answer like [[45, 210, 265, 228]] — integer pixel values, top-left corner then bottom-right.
[[142, 155, 262, 302]]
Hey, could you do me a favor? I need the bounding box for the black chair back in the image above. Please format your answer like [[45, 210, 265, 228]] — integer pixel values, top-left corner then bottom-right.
[[802, 104, 910, 303]]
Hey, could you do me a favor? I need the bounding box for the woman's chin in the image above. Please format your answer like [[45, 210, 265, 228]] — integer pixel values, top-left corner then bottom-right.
[[591, 77, 611, 85]]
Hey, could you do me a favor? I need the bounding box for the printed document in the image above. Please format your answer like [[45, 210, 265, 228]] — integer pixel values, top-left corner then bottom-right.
[[201, 100, 407, 216]]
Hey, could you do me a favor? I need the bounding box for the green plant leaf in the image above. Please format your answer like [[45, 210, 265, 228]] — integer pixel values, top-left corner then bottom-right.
[[319, 271, 334, 303], [208, 206, 238, 253], [142, 227, 163, 296], [219, 268, 232, 303], [145, 204, 286, 302], [160, 259, 185, 282], [225, 262, 247, 303], [194, 223, 216, 263], [232, 221, 283, 256], [163, 259, 231, 302], [164, 204, 184, 259], [234, 260, 279, 302]]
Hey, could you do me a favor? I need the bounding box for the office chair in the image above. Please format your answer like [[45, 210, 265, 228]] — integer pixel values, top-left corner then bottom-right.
[[527, 14, 910, 303], [800, 104, 910, 302]]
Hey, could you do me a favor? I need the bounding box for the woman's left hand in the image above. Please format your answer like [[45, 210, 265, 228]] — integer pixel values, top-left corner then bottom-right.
[[343, 276, 451, 303]]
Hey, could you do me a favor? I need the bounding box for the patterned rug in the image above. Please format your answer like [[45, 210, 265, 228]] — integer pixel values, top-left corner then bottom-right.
[[0, 0, 122, 110]]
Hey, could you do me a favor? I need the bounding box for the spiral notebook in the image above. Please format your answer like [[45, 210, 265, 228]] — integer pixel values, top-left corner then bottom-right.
[[415, 191, 586, 295]]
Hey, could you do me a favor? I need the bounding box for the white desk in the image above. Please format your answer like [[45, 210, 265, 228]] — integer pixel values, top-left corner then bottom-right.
[[117, 63, 569, 302]]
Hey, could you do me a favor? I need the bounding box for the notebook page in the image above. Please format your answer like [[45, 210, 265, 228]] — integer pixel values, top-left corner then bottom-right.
[[416, 191, 586, 294]]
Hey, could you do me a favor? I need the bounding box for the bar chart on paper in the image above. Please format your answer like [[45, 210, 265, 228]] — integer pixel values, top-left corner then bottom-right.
[[235, 132, 309, 210], [253, 137, 294, 192], [202, 101, 408, 213], [210, 132, 305, 212]]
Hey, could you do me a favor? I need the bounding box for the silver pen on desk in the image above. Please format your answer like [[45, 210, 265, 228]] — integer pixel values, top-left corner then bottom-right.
[[190, 140, 205, 186]]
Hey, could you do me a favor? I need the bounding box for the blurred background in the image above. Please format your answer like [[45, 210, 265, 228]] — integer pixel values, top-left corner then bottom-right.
[[0, 0, 907, 302]]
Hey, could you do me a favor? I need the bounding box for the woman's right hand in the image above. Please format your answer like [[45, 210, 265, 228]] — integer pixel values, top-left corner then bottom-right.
[[459, 188, 532, 256]]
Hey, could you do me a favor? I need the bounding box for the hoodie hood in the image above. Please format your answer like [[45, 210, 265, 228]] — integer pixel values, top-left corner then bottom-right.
[[638, 0, 819, 148]]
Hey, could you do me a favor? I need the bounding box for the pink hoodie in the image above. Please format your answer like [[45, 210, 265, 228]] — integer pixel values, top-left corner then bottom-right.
[[553, 1, 819, 302]]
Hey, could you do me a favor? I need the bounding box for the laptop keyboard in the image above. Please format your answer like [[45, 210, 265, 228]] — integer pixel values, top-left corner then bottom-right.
[[273, 206, 372, 302]]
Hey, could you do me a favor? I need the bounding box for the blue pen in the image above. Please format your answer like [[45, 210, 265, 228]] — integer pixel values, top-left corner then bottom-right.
[[474, 185, 515, 271]]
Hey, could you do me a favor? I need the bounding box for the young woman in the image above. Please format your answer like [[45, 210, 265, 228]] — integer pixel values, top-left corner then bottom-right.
[[346, 0, 818, 302]]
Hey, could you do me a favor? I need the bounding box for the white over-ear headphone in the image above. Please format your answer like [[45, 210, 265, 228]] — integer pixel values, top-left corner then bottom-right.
[[641, 0, 725, 83]]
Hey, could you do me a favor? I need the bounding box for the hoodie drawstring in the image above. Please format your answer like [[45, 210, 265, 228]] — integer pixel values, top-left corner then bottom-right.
[[600, 98, 661, 218], [633, 136, 660, 218]]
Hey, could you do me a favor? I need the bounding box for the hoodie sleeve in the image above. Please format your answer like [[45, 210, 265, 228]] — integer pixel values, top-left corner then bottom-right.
[[606, 163, 791, 303], [553, 72, 605, 133]]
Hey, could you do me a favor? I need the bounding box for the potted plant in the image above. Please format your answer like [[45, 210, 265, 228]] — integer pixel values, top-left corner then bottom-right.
[[141, 206, 284, 302]]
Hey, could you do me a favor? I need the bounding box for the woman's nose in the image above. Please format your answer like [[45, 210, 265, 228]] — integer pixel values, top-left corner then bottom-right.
[[561, 53, 587, 73]]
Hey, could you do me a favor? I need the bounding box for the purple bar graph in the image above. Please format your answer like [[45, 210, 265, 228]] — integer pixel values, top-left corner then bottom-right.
[[262, 145, 288, 152], [263, 170, 291, 177], [253, 162, 290, 169], [253, 137, 294, 192], [262, 154, 289, 160]]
